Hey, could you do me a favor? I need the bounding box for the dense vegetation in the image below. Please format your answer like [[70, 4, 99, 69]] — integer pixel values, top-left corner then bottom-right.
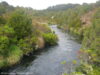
[[41, 0, 100, 75], [0, 2, 58, 68], [0, 0, 100, 74]]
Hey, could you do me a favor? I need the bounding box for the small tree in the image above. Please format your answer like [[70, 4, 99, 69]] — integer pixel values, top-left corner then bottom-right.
[[8, 9, 32, 39]]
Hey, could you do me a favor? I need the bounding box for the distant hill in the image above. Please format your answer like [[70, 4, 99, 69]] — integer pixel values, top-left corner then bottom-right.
[[0, 1, 14, 15], [46, 4, 80, 11]]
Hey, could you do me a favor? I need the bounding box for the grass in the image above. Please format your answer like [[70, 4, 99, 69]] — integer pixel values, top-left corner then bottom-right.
[[0, 45, 23, 68]]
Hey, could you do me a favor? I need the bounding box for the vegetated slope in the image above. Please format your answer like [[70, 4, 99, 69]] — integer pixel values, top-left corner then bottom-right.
[[42, 0, 100, 75], [0, 1, 58, 69], [80, 9, 96, 26]]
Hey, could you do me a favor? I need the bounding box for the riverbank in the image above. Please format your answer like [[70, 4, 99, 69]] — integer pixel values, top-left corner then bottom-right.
[[1, 25, 81, 75], [0, 30, 58, 69], [0, 6, 58, 69], [54, 6, 100, 75], [0, 46, 55, 73]]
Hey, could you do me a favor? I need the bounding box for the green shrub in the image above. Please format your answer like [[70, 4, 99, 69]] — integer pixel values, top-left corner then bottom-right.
[[42, 33, 58, 46], [0, 45, 23, 68], [18, 36, 37, 55], [0, 25, 15, 56], [0, 16, 6, 24], [8, 10, 32, 39], [0, 36, 9, 56], [7, 45, 23, 66]]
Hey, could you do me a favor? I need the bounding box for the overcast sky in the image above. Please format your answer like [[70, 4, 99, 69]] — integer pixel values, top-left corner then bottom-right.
[[0, 0, 98, 10]]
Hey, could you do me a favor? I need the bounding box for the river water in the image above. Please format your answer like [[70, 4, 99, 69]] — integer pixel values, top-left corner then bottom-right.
[[8, 25, 81, 75]]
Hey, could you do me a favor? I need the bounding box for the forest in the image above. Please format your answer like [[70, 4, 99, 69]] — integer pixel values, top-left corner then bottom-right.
[[0, 0, 100, 75]]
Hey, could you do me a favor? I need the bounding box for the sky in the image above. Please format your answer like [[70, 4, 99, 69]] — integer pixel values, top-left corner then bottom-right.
[[0, 0, 98, 10]]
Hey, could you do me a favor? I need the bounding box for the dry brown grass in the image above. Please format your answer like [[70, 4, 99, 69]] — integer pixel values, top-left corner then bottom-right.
[[81, 9, 97, 27], [32, 20, 51, 33], [37, 37, 45, 49]]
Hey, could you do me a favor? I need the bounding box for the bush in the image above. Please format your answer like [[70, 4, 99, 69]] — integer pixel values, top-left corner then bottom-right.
[[0, 16, 6, 24], [0, 36, 9, 56], [0, 25, 15, 56], [8, 10, 32, 39], [0, 45, 23, 68], [42, 33, 58, 46], [18, 36, 37, 55], [32, 22, 51, 36], [0, 5, 58, 68], [7, 45, 23, 66]]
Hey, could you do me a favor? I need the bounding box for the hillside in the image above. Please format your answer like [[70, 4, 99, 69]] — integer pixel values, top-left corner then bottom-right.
[[46, 4, 79, 11], [81, 9, 96, 26], [42, 0, 100, 75]]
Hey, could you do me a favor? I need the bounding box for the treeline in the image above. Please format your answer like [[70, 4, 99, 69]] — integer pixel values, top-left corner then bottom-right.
[[42, 0, 100, 75], [0, 2, 58, 68]]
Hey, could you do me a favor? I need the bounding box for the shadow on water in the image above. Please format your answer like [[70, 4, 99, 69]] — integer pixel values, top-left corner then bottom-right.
[[0, 45, 57, 72], [19, 45, 58, 67]]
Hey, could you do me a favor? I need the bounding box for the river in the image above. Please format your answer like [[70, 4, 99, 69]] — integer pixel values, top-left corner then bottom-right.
[[7, 25, 81, 75]]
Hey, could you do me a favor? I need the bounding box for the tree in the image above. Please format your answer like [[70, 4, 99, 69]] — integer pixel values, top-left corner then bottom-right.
[[8, 9, 32, 39]]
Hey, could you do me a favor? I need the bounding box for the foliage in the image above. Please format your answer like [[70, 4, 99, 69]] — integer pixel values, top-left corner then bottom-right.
[[43, 1, 100, 75], [0, 45, 23, 68], [8, 10, 32, 39], [0, 16, 6, 24], [7, 45, 23, 66], [61, 60, 66, 64], [0, 2, 58, 68], [18, 36, 37, 55], [74, 8, 100, 75], [32, 22, 51, 36], [0, 25, 15, 56], [43, 33, 58, 46]]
